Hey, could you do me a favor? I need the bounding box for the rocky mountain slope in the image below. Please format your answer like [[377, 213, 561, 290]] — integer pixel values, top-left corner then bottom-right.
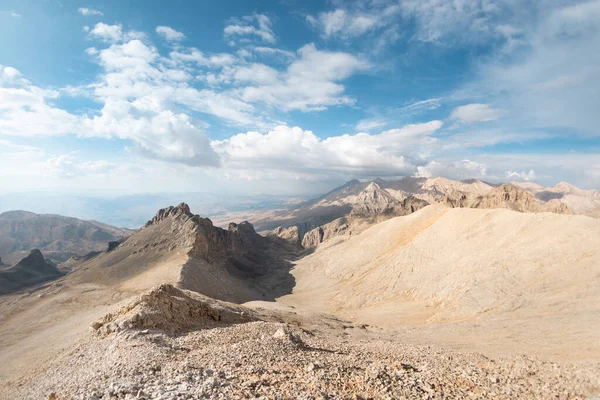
[[0, 210, 132, 265], [67, 203, 296, 303], [0, 249, 63, 295], [264, 177, 582, 249]]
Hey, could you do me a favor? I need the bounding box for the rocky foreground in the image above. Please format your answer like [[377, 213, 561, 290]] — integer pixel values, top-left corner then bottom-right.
[[6, 286, 599, 400]]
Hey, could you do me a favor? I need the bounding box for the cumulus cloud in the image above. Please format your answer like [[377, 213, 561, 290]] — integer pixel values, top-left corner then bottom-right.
[[415, 159, 488, 180], [224, 14, 275, 43], [450, 103, 502, 123], [88, 22, 144, 43], [78, 7, 103, 16], [0, 65, 79, 136], [156, 26, 185, 42], [213, 121, 443, 179], [89, 22, 124, 42]]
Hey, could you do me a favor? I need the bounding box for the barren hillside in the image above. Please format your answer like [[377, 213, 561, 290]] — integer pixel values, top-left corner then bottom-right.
[[278, 204, 600, 359]]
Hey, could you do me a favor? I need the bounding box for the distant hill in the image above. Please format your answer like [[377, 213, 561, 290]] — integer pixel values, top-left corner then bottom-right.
[[0, 249, 63, 295], [0, 211, 133, 265]]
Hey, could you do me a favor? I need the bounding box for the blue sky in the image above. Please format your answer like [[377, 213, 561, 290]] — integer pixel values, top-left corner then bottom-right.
[[0, 0, 599, 196]]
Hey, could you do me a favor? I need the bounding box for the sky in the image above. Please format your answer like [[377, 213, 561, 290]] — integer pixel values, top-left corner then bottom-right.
[[0, 0, 599, 197]]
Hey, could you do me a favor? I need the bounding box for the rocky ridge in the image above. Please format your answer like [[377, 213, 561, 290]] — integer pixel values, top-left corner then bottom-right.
[[67, 202, 296, 303], [269, 178, 578, 249]]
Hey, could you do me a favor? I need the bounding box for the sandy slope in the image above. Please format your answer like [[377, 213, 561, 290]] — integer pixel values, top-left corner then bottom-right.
[[278, 204, 600, 360]]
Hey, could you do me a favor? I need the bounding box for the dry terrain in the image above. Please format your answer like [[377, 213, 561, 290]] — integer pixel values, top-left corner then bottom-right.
[[1, 191, 600, 399]]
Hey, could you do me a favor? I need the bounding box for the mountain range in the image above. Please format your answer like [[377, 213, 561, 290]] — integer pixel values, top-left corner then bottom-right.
[[1, 176, 600, 398], [242, 177, 597, 248]]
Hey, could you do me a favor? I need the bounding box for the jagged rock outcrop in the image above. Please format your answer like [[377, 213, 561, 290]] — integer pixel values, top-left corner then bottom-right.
[[301, 196, 429, 249], [472, 184, 572, 214], [144, 203, 196, 227], [472, 184, 539, 211], [91, 284, 258, 335], [442, 184, 573, 215], [301, 226, 325, 249], [269, 225, 301, 246], [0, 249, 63, 295], [70, 203, 295, 303]]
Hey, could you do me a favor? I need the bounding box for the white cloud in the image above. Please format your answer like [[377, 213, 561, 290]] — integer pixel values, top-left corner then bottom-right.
[[506, 169, 536, 181], [89, 22, 124, 42], [457, 1, 600, 135], [450, 103, 502, 123], [307, 8, 388, 39], [156, 26, 185, 42], [415, 159, 488, 180], [88, 22, 144, 43], [213, 121, 443, 179], [249, 46, 295, 60], [397, 0, 507, 43], [398, 98, 442, 115], [224, 14, 275, 43], [239, 43, 369, 111], [78, 7, 103, 16], [1, 65, 22, 80], [0, 65, 79, 136], [356, 118, 387, 132]]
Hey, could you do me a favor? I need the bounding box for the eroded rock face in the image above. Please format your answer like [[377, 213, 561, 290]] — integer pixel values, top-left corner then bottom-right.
[[269, 226, 301, 246], [462, 184, 573, 214], [301, 226, 325, 249], [301, 197, 428, 249]]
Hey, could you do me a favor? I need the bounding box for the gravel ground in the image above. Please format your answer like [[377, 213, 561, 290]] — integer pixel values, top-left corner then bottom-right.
[[6, 320, 599, 400], [4, 285, 599, 399]]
